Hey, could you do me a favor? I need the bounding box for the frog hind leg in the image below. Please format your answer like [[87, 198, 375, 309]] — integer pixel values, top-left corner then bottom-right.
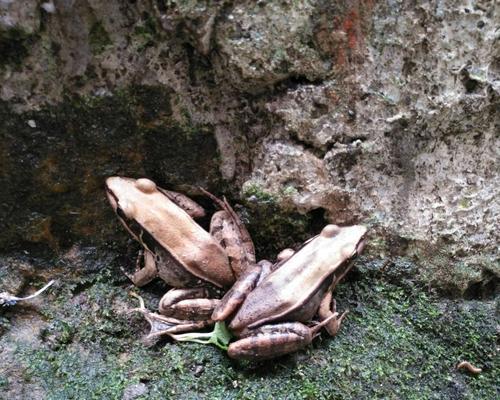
[[123, 249, 158, 287], [157, 188, 206, 219], [130, 292, 212, 345], [209, 210, 249, 279], [228, 322, 313, 360], [144, 314, 212, 346], [211, 260, 272, 321], [159, 288, 220, 320], [201, 188, 256, 269], [227, 316, 338, 360]]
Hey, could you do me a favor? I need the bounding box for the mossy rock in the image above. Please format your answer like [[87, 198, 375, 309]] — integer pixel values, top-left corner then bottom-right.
[[0, 86, 223, 256], [1, 253, 497, 399]]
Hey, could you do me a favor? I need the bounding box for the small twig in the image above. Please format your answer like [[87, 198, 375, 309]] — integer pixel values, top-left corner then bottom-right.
[[457, 361, 482, 374], [0, 280, 55, 306], [379, 259, 391, 274], [129, 291, 146, 311]]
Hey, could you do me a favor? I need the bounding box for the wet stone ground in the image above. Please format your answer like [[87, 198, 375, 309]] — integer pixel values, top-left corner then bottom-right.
[[0, 251, 497, 400]]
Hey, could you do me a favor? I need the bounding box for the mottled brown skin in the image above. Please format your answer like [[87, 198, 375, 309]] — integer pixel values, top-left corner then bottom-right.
[[213, 224, 367, 360], [212, 263, 264, 322], [202, 188, 256, 277], [228, 322, 314, 360], [159, 288, 220, 320], [105, 177, 255, 336], [227, 315, 340, 361]]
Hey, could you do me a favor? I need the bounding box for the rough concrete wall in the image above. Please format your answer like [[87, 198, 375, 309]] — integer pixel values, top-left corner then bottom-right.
[[252, 0, 499, 292], [0, 0, 498, 294], [240, 0, 499, 293]]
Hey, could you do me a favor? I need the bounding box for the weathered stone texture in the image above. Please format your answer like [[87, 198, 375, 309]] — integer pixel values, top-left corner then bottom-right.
[[244, 0, 499, 279], [0, 0, 498, 291]]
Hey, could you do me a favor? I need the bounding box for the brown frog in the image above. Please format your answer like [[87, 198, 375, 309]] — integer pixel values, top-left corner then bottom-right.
[[209, 224, 367, 360], [105, 177, 255, 338]]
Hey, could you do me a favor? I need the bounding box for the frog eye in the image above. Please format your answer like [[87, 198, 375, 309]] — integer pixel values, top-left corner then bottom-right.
[[135, 178, 156, 193], [320, 224, 340, 238]]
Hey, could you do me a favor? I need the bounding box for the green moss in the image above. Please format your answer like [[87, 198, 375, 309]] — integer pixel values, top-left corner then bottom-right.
[[0, 374, 7, 389], [133, 13, 158, 51], [0, 262, 499, 399], [281, 185, 299, 197], [458, 198, 471, 209], [89, 21, 112, 55], [0, 315, 10, 336], [242, 183, 277, 204], [133, 15, 157, 38], [5, 260, 497, 399], [17, 347, 129, 399]]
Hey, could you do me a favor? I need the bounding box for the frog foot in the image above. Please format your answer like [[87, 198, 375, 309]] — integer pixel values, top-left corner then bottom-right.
[[318, 293, 349, 336], [321, 309, 348, 337], [129, 292, 212, 345]]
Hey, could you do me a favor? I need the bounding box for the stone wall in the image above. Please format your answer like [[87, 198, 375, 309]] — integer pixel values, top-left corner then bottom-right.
[[0, 0, 498, 294]]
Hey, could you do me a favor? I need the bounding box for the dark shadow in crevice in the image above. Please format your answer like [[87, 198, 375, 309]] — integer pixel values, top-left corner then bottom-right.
[[288, 131, 327, 159], [463, 274, 498, 300]]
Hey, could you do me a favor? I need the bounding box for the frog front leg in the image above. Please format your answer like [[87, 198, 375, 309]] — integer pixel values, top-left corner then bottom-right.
[[317, 291, 348, 336], [124, 249, 158, 287], [316, 259, 356, 335], [228, 314, 339, 360], [212, 260, 273, 321], [124, 247, 196, 288]]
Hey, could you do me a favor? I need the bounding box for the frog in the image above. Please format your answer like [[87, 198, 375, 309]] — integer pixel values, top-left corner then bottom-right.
[[210, 224, 367, 360], [105, 176, 255, 337]]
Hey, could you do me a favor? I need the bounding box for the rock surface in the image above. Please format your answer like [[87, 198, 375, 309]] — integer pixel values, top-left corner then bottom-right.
[[1, 0, 497, 293]]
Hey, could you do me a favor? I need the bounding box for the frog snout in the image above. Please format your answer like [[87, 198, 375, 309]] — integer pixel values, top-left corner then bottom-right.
[[105, 187, 118, 210]]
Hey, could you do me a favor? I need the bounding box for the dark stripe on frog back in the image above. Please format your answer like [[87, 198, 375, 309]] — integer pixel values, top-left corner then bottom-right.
[[154, 246, 205, 287]]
